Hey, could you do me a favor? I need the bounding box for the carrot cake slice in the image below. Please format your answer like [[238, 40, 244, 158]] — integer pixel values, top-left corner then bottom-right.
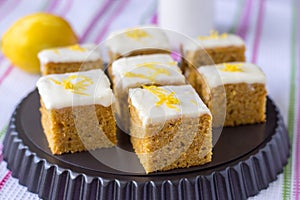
[[182, 31, 246, 86], [105, 26, 171, 62], [192, 62, 267, 127], [111, 54, 185, 131], [36, 69, 116, 154], [129, 85, 212, 173], [38, 44, 103, 75]]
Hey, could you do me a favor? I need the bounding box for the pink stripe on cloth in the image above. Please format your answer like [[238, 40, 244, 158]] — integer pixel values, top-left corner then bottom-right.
[[0, 65, 13, 86], [80, 0, 114, 42], [59, 0, 74, 16], [0, 1, 5, 8], [236, 0, 253, 39], [95, 0, 130, 43], [0, 0, 20, 20], [150, 12, 157, 24], [0, 171, 11, 191], [251, 0, 266, 63]]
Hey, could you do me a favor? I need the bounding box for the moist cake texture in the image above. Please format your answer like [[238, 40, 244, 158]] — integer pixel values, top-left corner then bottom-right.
[[36, 69, 116, 154], [192, 62, 267, 127], [129, 85, 212, 173]]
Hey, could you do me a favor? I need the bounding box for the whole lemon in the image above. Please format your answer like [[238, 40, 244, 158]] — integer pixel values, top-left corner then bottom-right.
[[1, 13, 78, 74]]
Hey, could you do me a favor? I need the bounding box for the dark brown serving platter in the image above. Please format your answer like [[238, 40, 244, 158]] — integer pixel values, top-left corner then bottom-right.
[[3, 89, 290, 200]]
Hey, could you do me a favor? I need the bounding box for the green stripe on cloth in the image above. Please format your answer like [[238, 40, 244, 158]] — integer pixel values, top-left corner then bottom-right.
[[228, 0, 245, 33], [283, 0, 297, 199], [0, 125, 7, 140]]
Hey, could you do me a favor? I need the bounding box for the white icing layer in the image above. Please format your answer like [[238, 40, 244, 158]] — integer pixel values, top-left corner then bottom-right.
[[129, 85, 211, 126], [105, 26, 171, 55], [183, 34, 245, 52], [36, 69, 115, 109], [38, 43, 102, 64], [112, 54, 185, 90], [197, 62, 266, 88]]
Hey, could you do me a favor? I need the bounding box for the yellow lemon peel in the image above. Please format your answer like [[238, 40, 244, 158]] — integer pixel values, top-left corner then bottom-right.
[[68, 44, 86, 52], [198, 30, 228, 40], [125, 28, 150, 40], [143, 85, 180, 111], [53, 49, 60, 54], [49, 75, 93, 96], [221, 63, 243, 72], [124, 62, 171, 82], [190, 99, 197, 105], [166, 61, 177, 66]]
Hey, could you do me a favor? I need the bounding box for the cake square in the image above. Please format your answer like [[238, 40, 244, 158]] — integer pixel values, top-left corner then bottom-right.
[[193, 62, 267, 127], [36, 69, 116, 154], [129, 85, 212, 173], [38, 44, 103, 75], [111, 54, 186, 131], [181, 31, 246, 87], [105, 26, 171, 62]]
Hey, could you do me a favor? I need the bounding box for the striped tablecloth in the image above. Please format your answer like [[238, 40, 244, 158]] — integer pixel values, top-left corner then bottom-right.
[[0, 0, 297, 199]]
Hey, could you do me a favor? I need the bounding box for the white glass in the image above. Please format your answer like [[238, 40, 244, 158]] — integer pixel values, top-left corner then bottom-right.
[[158, 0, 214, 37]]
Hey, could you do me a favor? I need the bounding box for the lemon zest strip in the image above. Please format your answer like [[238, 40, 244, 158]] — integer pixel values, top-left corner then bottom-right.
[[198, 30, 228, 40], [221, 63, 243, 72], [49, 75, 93, 96], [143, 85, 180, 111], [124, 28, 150, 40], [68, 44, 86, 52], [124, 62, 171, 82], [190, 99, 197, 105]]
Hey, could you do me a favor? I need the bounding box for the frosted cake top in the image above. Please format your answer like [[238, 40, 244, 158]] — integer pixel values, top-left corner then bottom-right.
[[183, 31, 245, 51], [112, 54, 185, 90], [105, 26, 171, 55], [197, 62, 266, 88], [38, 43, 102, 64], [129, 85, 211, 126], [37, 69, 114, 109]]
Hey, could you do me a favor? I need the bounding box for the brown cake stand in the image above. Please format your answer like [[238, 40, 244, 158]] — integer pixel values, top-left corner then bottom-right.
[[3, 89, 290, 200]]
